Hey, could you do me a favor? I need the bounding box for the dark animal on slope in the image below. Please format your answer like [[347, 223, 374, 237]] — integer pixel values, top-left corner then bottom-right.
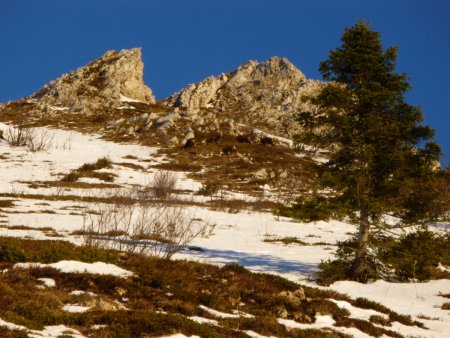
[[261, 137, 274, 146], [236, 134, 251, 143], [183, 138, 195, 149], [222, 145, 237, 155], [207, 132, 223, 144]]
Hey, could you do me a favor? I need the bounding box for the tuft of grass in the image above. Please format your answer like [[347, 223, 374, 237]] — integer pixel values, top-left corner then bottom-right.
[[123, 155, 138, 160], [21, 180, 120, 190], [264, 237, 307, 245], [113, 162, 146, 170], [354, 297, 425, 328], [62, 157, 115, 183], [0, 200, 15, 208], [78, 157, 112, 171], [369, 314, 391, 326]]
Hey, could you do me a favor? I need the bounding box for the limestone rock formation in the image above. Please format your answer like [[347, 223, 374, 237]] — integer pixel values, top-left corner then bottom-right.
[[27, 48, 154, 114], [166, 57, 324, 137]]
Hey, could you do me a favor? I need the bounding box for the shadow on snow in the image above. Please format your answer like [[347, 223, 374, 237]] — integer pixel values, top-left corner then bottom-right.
[[183, 247, 318, 276]]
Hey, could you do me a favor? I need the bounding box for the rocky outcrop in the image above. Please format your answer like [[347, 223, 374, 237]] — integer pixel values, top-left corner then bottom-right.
[[171, 74, 228, 109], [29, 48, 154, 114], [166, 57, 325, 137]]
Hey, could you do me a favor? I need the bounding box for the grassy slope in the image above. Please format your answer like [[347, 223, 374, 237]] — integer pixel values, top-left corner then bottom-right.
[[0, 237, 423, 337]]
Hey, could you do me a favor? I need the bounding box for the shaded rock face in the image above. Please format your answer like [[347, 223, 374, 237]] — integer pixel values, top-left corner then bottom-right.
[[166, 57, 324, 137], [30, 48, 155, 114]]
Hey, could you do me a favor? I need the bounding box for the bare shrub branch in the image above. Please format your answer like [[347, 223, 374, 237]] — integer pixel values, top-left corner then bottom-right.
[[151, 170, 178, 199], [82, 189, 214, 258], [27, 128, 54, 152], [4, 124, 33, 147], [3, 124, 54, 152]]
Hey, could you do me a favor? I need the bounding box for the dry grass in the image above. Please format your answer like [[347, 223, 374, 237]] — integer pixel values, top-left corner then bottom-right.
[[264, 237, 308, 245], [0, 98, 315, 201], [0, 236, 422, 337], [263, 237, 334, 247], [113, 162, 146, 171], [61, 157, 115, 183], [20, 180, 121, 190], [0, 200, 15, 208]]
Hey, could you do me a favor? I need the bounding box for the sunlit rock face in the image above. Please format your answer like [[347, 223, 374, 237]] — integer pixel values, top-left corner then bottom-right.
[[166, 56, 325, 137], [29, 48, 155, 114]]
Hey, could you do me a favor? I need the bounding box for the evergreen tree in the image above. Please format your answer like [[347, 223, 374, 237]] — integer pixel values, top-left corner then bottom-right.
[[293, 20, 444, 282]]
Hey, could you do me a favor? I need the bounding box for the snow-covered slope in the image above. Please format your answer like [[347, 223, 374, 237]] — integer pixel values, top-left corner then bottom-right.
[[0, 122, 449, 337]]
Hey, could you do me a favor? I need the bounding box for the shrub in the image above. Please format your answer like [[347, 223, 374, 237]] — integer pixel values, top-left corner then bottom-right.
[[379, 230, 450, 281], [3, 124, 32, 147], [82, 195, 214, 259], [78, 157, 112, 171], [316, 238, 379, 285], [151, 170, 178, 199], [3, 124, 53, 152], [316, 229, 450, 284]]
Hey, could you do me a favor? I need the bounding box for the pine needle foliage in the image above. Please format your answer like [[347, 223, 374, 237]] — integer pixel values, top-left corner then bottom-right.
[[292, 20, 446, 282]]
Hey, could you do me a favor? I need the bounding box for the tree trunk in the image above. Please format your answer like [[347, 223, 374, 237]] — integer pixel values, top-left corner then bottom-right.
[[350, 206, 370, 281]]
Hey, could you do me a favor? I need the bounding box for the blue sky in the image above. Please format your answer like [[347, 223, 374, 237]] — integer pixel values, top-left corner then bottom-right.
[[1, 0, 449, 165]]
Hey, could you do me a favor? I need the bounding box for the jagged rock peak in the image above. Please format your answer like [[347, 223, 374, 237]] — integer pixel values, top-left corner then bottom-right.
[[168, 56, 307, 109], [30, 48, 155, 114], [166, 56, 323, 137], [231, 56, 306, 85]]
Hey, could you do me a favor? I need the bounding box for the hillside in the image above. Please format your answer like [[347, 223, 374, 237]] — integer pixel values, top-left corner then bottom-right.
[[0, 48, 449, 337]]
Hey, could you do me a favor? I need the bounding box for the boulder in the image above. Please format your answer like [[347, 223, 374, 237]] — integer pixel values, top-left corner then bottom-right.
[[166, 136, 178, 145], [185, 131, 195, 140], [254, 168, 269, 180], [278, 290, 305, 308]]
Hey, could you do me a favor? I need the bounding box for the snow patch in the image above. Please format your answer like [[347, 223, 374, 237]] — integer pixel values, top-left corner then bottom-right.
[[29, 324, 86, 338], [278, 315, 373, 338], [188, 316, 219, 326], [199, 305, 253, 318], [62, 304, 91, 313], [330, 279, 450, 337], [0, 317, 26, 331], [50, 106, 69, 111], [120, 94, 143, 103], [278, 315, 335, 329], [37, 278, 56, 288]]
